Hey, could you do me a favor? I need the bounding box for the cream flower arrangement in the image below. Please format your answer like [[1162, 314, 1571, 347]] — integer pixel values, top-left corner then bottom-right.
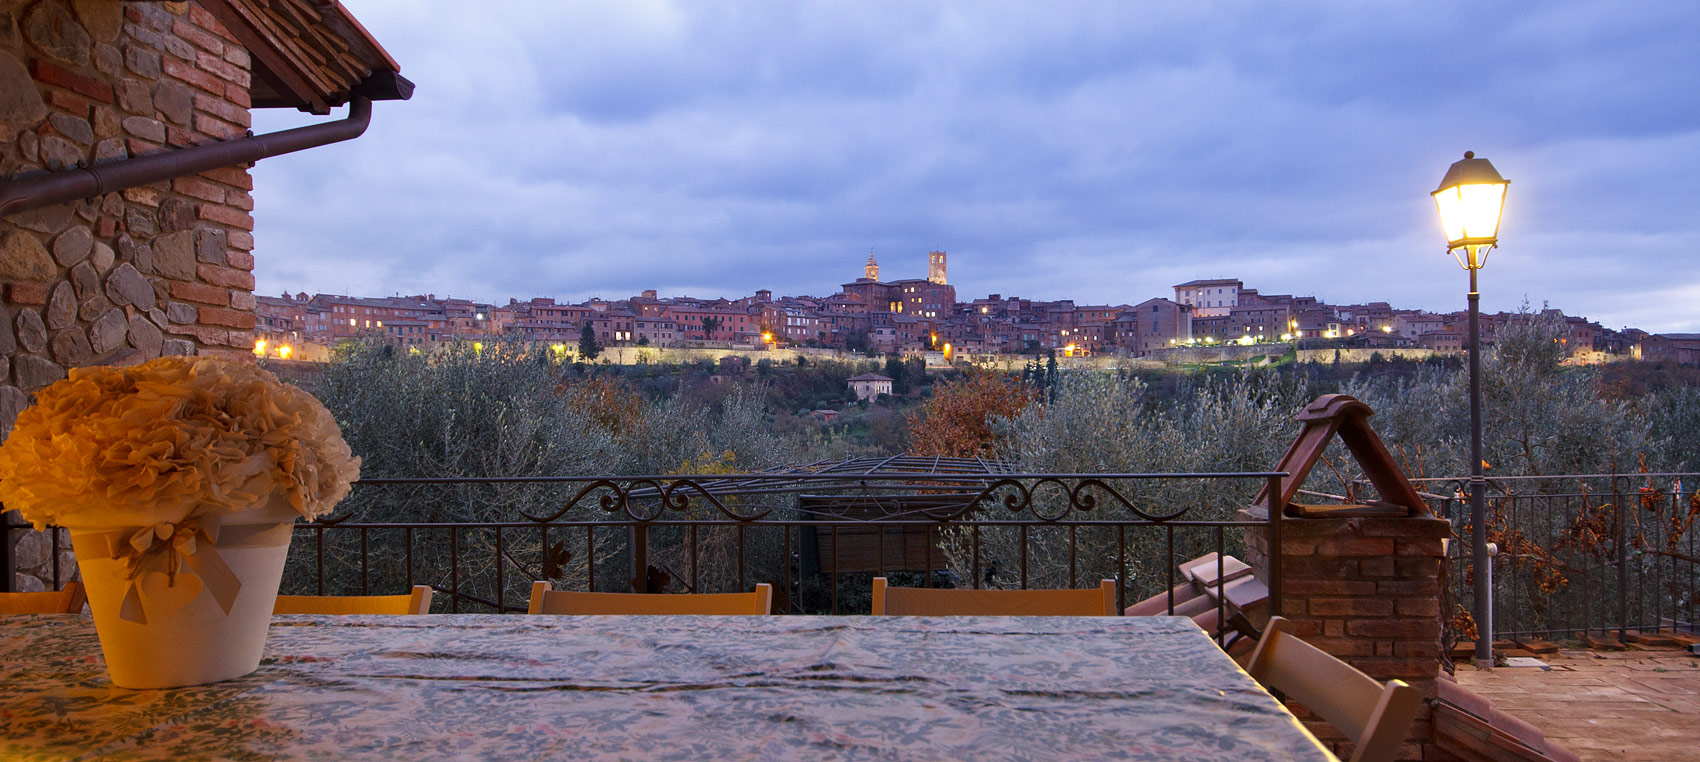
[[0, 356, 360, 530]]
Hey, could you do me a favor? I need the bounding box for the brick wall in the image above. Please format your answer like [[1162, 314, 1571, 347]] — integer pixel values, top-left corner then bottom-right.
[[1242, 507, 1453, 761], [2, 0, 259, 591]]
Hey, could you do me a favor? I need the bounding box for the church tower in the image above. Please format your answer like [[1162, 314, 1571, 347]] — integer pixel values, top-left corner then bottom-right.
[[928, 250, 947, 285], [864, 252, 880, 281]]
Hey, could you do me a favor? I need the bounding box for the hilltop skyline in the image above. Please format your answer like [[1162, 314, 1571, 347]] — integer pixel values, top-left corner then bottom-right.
[[247, 2, 1700, 332]]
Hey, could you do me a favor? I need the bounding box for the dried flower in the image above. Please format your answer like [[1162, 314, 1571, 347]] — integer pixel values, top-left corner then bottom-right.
[[0, 357, 360, 529]]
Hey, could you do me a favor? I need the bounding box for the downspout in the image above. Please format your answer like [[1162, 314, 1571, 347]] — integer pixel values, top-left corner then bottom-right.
[[0, 96, 372, 219]]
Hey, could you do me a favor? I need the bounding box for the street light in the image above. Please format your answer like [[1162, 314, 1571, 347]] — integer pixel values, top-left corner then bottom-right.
[[1433, 150, 1508, 669]]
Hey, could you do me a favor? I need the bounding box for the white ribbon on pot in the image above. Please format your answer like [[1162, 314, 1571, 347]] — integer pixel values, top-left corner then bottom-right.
[[90, 515, 294, 624]]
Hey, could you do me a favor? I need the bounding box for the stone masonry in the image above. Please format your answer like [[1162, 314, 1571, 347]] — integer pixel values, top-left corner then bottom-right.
[[2, 0, 260, 591], [1242, 507, 1454, 761]]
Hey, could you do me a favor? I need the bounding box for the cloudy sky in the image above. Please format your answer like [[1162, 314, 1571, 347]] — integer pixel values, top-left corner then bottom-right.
[[250, 1, 1700, 332]]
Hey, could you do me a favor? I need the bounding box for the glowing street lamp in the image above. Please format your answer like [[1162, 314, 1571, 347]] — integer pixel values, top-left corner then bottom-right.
[[1433, 151, 1509, 669], [1433, 151, 1509, 270], [253, 339, 267, 357]]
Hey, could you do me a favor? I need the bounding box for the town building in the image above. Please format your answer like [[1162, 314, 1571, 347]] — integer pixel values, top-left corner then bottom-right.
[[1642, 334, 1700, 364], [1173, 279, 1243, 317], [847, 373, 893, 401]]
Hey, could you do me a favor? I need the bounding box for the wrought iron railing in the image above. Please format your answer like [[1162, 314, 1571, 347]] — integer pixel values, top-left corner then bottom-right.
[[279, 471, 1287, 618], [1415, 473, 1700, 643]]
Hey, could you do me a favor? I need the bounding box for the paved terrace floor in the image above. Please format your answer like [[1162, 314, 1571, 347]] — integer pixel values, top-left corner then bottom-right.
[[1454, 647, 1700, 761]]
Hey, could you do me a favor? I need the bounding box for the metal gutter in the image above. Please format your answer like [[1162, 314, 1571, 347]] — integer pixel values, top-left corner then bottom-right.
[[0, 96, 372, 219]]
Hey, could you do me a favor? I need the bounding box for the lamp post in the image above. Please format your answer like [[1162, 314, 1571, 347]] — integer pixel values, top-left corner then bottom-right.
[[1432, 151, 1509, 669]]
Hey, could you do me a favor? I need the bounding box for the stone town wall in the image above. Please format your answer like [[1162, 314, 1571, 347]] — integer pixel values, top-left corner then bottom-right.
[[1242, 509, 1452, 761], [2, 0, 259, 591], [1294, 347, 1441, 364]]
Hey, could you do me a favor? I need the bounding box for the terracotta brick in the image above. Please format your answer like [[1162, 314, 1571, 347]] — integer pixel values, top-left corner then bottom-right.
[[198, 306, 256, 330], [1347, 619, 1441, 639], [1395, 641, 1443, 659], [32, 61, 115, 104], [226, 189, 253, 211], [1395, 558, 1437, 576], [1324, 620, 1344, 637], [6, 283, 49, 305], [173, 176, 225, 203], [194, 113, 241, 140], [47, 89, 93, 117], [1358, 557, 1397, 577], [194, 93, 250, 127], [195, 52, 249, 88], [225, 250, 254, 270], [198, 204, 253, 230], [1396, 539, 1444, 556], [172, 20, 224, 54], [1287, 580, 1377, 596], [227, 230, 254, 250], [1319, 537, 1396, 556], [1279, 539, 1318, 556], [169, 280, 229, 305], [1311, 598, 1394, 617], [1376, 580, 1438, 596], [1346, 658, 1438, 681], [201, 166, 253, 191], [162, 57, 225, 95], [1396, 598, 1441, 617], [1360, 519, 1455, 538], [196, 263, 254, 290], [1308, 638, 1377, 657], [1375, 642, 1394, 656], [226, 83, 251, 109], [126, 137, 163, 155], [1285, 558, 1353, 577], [189, 4, 238, 42]]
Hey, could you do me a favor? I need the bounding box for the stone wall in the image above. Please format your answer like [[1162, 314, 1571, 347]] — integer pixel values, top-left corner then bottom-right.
[[2, 0, 259, 591], [1294, 347, 1442, 364], [1242, 508, 1452, 761]]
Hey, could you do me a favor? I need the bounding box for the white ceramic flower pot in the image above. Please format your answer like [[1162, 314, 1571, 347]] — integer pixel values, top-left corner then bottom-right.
[[69, 496, 299, 689]]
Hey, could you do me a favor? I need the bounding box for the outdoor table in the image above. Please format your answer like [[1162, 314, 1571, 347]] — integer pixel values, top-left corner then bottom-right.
[[0, 613, 1333, 761]]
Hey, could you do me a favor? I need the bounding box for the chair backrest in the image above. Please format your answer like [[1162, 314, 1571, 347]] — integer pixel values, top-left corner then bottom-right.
[[872, 577, 1117, 616], [527, 581, 773, 615], [1244, 617, 1424, 762], [273, 585, 433, 615], [0, 582, 85, 615]]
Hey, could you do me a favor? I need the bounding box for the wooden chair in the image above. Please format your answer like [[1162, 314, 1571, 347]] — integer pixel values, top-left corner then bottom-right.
[[871, 577, 1116, 616], [0, 582, 85, 615], [273, 585, 434, 615], [527, 581, 773, 615], [1244, 617, 1424, 762]]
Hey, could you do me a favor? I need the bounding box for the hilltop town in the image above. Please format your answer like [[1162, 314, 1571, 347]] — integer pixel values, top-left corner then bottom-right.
[[254, 250, 1700, 366]]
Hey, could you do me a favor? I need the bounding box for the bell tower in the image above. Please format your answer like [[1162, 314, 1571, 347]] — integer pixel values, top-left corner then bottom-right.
[[864, 251, 879, 281], [928, 250, 947, 285]]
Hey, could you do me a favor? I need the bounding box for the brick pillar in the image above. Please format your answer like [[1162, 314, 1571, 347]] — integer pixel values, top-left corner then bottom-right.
[[1242, 507, 1452, 761]]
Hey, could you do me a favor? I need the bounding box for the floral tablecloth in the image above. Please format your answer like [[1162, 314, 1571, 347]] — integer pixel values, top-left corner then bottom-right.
[[0, 614, 1332, 761]]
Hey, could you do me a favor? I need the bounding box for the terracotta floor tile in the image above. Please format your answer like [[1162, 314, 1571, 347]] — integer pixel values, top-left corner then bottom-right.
[[1454, 650, 1700, 762]]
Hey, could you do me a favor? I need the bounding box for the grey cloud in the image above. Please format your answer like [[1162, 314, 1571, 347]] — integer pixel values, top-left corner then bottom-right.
[[249, 1, 1700, 330]]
